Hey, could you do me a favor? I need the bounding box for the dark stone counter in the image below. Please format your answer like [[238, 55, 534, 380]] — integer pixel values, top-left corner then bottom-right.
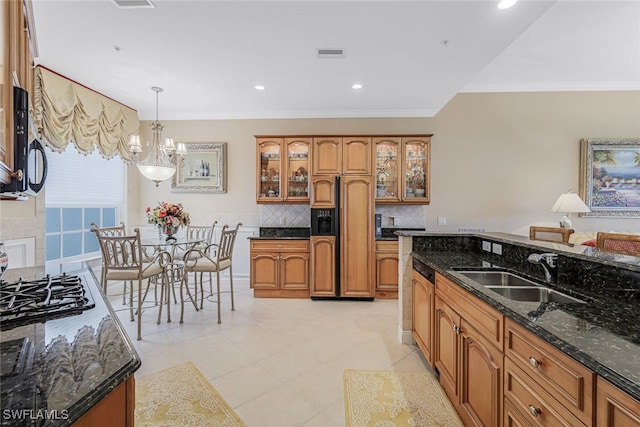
[[0, 266, 141, 426], [404, 232, 640, 401], [253, 227, 310, 238]]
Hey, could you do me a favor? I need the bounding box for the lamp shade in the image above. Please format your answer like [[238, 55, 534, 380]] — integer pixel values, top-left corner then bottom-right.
[[550, 192, 591, 214]]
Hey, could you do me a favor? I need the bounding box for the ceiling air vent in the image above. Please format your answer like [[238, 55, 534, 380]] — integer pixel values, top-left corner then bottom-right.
[[317, 48, 345, 58], [111, 0, 155, 9]]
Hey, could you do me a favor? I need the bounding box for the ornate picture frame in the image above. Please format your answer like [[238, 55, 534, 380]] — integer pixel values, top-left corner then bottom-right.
[[579, 138, 640, 217], [171, 143, 227, 193]]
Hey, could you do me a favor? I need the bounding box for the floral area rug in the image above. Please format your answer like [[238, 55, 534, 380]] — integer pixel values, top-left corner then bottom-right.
[[135, 362, 246, 426], [344, 369, 464, 427]]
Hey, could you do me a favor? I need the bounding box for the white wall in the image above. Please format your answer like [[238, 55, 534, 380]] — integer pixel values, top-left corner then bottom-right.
[[127, 91, 640, 235]]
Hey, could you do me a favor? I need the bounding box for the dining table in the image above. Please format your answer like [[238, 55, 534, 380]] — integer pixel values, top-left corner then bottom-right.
[[138, 233, 206, 324]]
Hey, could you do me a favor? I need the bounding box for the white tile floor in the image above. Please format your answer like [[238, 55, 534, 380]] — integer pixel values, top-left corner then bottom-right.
[[106, 276, 430, 427]]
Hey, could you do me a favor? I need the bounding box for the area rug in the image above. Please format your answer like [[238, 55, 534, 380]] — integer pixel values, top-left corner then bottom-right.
[[135, 362, 246, 426], [344, 369, 463, 427]]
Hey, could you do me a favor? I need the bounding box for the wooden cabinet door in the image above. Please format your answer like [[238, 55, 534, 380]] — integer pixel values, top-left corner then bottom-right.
[[459, 319, 503, 427], [312, 137, 341, 175], [401, 136, 431, 204], [310, 236, 336, 297], [597, 377, 640, 427], [257, 137, 284, 202], [250, 252, 279, 289], [340, 175, 374, 298], [412, 270, 434, 366], [280, 252, 309, 290], [310, 176, 335, 208], [283, 137, 311, 202], [74, 376, 135, 427], [374, 137, 401, 203], [503, 398, 531, 427], [342, 136, 372, 175], [376, 252, 398, 296], [434, 294, 461, 407]]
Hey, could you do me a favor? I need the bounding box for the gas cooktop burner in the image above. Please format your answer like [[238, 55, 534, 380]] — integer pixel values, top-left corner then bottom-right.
[[0, 273, 96, 329]]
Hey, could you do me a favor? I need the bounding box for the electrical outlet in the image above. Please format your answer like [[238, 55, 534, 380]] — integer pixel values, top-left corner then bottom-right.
[[437, 217, 447, 226], [492, 243, 503, 255], [482, 241, 491, 252], [279, 217, 286, 226]]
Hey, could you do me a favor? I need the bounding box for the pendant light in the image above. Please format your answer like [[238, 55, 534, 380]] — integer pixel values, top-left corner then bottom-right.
[[129, 86, 177, 186]]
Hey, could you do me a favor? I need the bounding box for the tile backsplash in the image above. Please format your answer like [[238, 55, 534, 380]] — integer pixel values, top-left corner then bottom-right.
[[260, 204, 426, 229]]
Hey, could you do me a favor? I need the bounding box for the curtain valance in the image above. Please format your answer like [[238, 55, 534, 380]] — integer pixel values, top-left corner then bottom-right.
[[34, 66, 139, 161]]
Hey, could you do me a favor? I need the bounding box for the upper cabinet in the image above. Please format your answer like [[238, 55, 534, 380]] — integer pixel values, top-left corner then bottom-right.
[[375, 135, 431, 204], [311, 136, 372, 176], [256, 137, 310, 203], [1, 0, 36, 185]]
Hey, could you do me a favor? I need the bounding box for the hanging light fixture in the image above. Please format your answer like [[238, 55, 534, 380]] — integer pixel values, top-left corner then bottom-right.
[[129, 86, 178, 186]]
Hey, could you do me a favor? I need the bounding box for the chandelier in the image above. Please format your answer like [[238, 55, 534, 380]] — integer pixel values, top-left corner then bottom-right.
[[128, 86, 186, 186]]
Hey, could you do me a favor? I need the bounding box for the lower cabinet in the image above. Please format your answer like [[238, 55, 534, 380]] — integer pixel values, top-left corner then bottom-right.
[[412, 269, 434, 366], [310, 236, 336, 297], [375, 240, 398, 299], [596, 377, 640, 427], [73, 376, 135, 427], [434, 273, 504, 427], [250, 239, 310, 298]]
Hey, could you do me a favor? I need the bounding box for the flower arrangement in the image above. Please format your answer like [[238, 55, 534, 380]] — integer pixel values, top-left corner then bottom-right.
[[146, 202, 190, 236]]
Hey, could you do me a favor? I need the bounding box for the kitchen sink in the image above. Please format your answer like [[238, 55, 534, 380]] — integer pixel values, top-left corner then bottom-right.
[[454, 270, 586, 304], [484, 286, 586, 304], [457, 271, 538, 287]]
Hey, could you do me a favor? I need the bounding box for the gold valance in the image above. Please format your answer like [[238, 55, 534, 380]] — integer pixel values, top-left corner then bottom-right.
[[33, 66, 139, 160]]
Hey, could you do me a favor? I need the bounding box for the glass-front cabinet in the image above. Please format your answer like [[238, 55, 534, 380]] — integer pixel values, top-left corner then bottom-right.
[[375, 135, 431, 204], [256, 137, 310, 203]]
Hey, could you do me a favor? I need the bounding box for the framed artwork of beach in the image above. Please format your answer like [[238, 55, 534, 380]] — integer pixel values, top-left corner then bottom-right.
[[579, 138, 640, 217], [171, 143, 227, 193]]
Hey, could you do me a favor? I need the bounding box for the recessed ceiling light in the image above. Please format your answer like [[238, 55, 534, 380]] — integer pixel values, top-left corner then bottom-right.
[[498, 0, 517, 9], [255, 85, 265, 91], [352, 84, 363, 90]]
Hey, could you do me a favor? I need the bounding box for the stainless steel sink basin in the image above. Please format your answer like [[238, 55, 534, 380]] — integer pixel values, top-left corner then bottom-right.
[[454, 270, 586, 304], [484, 286, 586, 303], [457, 271, 539, 287]]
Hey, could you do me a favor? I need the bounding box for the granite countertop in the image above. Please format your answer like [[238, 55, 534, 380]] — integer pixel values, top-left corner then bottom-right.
[[250, 227, 310, 239], [0, 265, 141, 426], [411, 249, 640, 401]]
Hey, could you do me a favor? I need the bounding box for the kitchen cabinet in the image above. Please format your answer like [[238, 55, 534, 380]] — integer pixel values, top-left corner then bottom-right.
[[434, 272, 504, 427], [596, 377, 640, 426], [412, 268, 434, 366], [340, 175, 375, 298], [374, 135, 431, 204], [310, 176, 335, 208], [256, 137, 310, 203], [504, 318, 594, 426], [311, 136, 372, 177], [250, 239, 310, 297], [1, 0, 36, 185], [375, 240, 398, 298], [310, 236, 336, 297], [73, 376, 135, 427]]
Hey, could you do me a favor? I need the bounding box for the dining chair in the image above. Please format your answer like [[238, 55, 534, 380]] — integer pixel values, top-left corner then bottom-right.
[[596, 232, 640, 256], [529, 226, 575, 245], [179, 222, 242, 324], [91, 222, 128, 304], [91, 226, 171, 340]]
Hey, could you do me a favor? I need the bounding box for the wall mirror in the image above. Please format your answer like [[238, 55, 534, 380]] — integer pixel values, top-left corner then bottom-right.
[[171, 143, 227, 193]]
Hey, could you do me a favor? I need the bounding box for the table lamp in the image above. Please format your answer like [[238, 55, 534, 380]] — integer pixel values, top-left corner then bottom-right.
[[550, 190, 591, 228]]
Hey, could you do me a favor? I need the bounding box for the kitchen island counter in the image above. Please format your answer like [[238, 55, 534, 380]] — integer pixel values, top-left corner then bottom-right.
[[397, 231, 640, 401], [0, 265, 140, 426]]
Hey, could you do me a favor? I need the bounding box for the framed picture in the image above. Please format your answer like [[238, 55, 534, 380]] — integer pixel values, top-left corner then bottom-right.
[[579, 138, 640, 217], [171, 143, 227, 193]]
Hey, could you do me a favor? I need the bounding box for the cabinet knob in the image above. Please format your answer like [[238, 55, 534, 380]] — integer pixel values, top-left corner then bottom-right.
[[528, 405, 541, 417], [529, 357, 541, 368]]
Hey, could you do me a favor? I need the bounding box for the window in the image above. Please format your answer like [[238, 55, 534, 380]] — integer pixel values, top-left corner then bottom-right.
[[45, 147, 126, 273]]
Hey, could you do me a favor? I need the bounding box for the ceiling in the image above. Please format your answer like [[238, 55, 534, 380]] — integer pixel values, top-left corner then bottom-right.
[[31, 0, 640, 121]]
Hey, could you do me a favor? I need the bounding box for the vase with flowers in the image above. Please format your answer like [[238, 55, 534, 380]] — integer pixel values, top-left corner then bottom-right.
[[146, 202, 191, 241]]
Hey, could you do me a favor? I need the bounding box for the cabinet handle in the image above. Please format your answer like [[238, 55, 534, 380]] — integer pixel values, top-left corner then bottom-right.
[[529, 357, 541, 368], [277, 244, 282, 248], [528, 405, 541, 417]]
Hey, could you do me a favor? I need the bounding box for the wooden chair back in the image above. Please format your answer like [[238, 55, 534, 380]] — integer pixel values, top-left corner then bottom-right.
[[596, 232, 640, 256], [529, 226, 574, 244]]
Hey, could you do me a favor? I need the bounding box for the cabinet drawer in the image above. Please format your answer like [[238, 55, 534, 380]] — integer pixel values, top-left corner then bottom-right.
[[505, 358, 586, 427], [250, 240, 310, 252], [375, 240, 398, 252], [505, 318, 594, 426], [435, 273, 503, 349]]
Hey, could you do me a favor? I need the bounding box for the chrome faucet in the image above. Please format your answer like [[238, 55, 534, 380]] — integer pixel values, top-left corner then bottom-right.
[[527, 253, 558, 284]]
